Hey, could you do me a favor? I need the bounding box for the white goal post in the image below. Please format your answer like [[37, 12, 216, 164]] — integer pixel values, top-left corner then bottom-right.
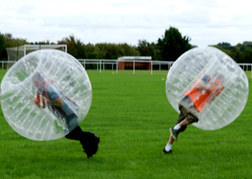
[[5, 44, 67, 69], [6, 44, 67, 61]]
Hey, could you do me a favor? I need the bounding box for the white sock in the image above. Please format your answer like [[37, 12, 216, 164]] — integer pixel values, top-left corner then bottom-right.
[[165, 143, 172, 152], [173, 124, 181, 130]]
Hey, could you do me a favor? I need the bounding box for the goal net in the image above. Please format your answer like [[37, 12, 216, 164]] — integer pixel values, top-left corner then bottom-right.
[[6, 44, 67, 68]]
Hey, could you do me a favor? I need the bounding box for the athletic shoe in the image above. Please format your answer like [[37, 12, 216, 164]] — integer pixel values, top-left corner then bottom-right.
[[162, 148, 172, 154], [84, 136, 100, 158], [170, 127, 179, 141]]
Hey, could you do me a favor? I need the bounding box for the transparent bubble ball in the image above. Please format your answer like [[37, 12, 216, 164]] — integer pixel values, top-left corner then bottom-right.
[[0, 49, 92, 140], [166, 47, 249, 130]]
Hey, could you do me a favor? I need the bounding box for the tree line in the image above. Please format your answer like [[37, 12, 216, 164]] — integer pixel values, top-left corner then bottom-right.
[[1, 26, 252, 63]]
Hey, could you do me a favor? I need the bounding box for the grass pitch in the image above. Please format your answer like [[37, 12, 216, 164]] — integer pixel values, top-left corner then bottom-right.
[[0, 70, 252, 179]]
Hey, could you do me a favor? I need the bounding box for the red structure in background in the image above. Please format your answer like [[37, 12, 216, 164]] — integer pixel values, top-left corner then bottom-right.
[[117, 56, 152, 70]]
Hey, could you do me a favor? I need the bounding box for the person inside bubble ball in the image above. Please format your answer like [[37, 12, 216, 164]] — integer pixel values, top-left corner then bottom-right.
[[163, 72, 225, 154], [31, 71, 100, 158]]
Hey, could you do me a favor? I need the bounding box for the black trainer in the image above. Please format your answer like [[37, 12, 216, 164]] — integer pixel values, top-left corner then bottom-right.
[[162, 148, 173, 154], [83, 136, 100, 158]]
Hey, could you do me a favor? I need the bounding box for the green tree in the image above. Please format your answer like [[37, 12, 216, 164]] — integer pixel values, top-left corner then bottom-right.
[[157, 27, 193, 61], [95, 43, 139, 59], [104, 43, 122, 59], [137, 39, 152, 56], [95, 43, 108, 59], [137, 40, 162, 60], [58, 35, 84, 58], [118, 43, 139, 57], [242, 47, 252, 63], [85, 43, 101, 59], [215, 42, 252, 63], [243, 41, 252, 46], [3, 33, 27, 47], [217, 42, 232, 49], [0, 33, 5, 60]]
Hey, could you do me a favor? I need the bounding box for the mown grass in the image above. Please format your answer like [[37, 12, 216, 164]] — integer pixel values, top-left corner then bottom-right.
[[0, 69, 252, 179]]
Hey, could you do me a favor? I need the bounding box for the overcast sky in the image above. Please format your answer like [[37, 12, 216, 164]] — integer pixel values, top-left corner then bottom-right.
[[0, 0, 251, 47]]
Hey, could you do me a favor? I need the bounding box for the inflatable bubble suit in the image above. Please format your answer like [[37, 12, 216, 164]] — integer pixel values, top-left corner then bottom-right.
[[166, 47, 249, 130], [0, 49, 92, 140]]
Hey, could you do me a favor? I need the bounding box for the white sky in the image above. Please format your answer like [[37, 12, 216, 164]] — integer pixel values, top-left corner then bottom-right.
[[0, 0, 251, 47]]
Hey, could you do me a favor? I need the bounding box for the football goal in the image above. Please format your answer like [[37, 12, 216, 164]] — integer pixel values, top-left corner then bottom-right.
[[5, 44, 67, 68]]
